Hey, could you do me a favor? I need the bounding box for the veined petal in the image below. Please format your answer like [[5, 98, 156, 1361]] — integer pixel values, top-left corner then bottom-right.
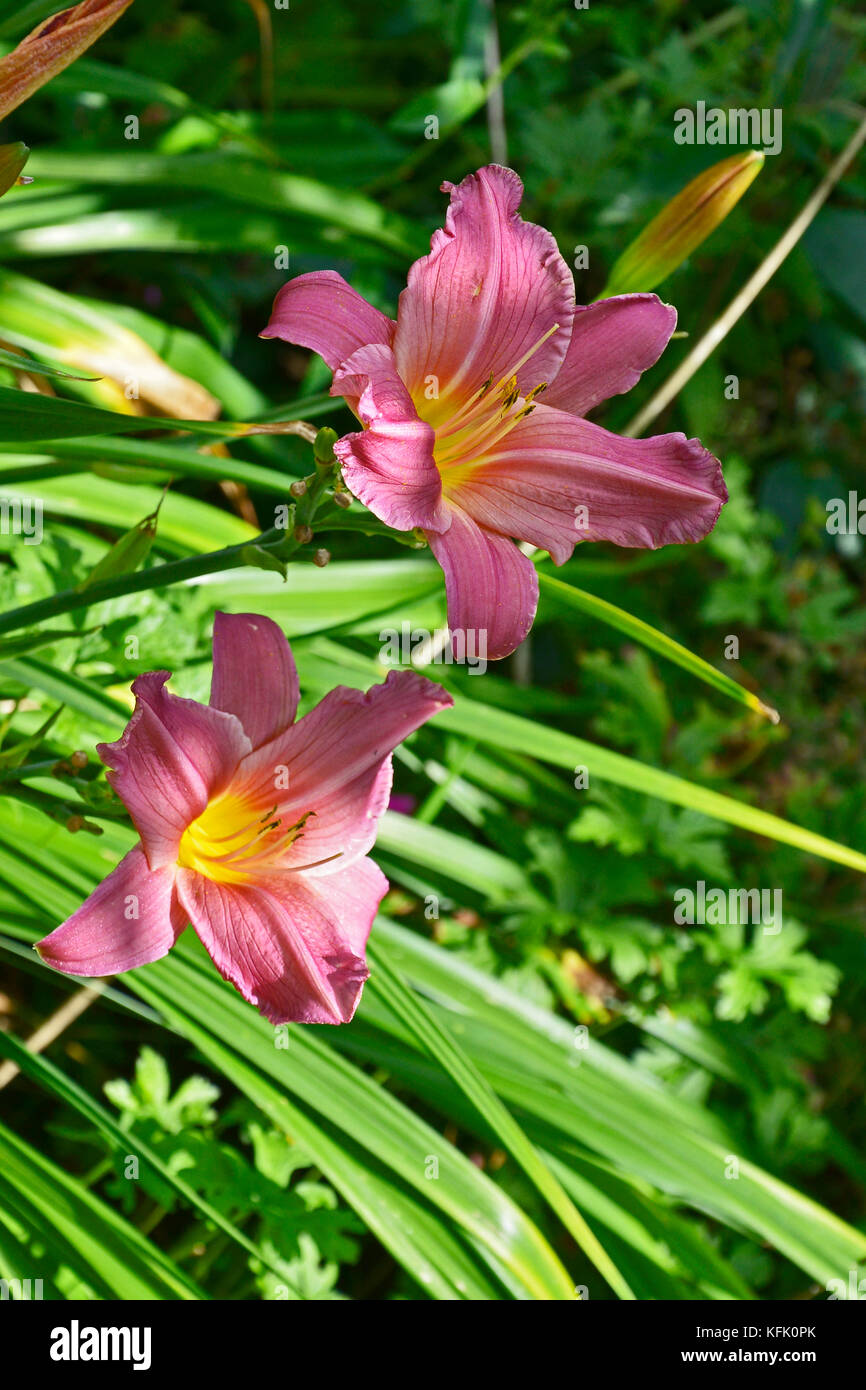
[[99, 671, 251, 869], [259, 269, 395, 371], [36, 846, 184, 976], [393, 165, 574, 411], [274, 761, 394, 876], [177, 857, 388, 1024], [447, 402, 727, 561], [332, 343, 449, 532], [426, 504, 538, 661], [210, 611, 299, 749], [232, 671, 452, 871], [543, 294, 676, 417]]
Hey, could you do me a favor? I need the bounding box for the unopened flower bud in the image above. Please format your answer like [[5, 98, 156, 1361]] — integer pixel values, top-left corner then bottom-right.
[[313, 548, 331, 567], [603, 150, 764, 296], [333, 490, 352, 509], [294, 523, 313, 544], [289, 478, 307, 498], [314, 427, 338, 465]]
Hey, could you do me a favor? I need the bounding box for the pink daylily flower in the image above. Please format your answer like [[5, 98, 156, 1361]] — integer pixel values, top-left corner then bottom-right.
[[36, 613, 451, 1024], [262, 164, 727, 660]]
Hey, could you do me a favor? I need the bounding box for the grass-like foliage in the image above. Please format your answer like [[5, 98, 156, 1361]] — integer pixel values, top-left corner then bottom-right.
[[0, 0, 865, 1302]]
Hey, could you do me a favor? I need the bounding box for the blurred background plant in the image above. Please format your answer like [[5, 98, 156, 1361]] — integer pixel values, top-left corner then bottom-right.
[[0, 0, 865, 1301]]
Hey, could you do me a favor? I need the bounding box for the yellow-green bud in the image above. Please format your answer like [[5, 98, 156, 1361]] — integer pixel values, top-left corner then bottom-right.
[[314, 427, 338, 465], [602, 150, 764, 297]]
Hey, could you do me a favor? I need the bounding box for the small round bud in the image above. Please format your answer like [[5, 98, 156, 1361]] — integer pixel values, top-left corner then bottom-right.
[[313, 548, 331, 567], [293, 523, 313, 544], [66, 815, 85, 833], [70, 750, 88, 769], [314, 426, 338, 465], [333, 490, 352, 509], [289, 478, 307, 498]]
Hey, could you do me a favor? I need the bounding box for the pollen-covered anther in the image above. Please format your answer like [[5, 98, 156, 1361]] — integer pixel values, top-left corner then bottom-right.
[[178, 798, 320, 883], [501, 376, 520, 412]]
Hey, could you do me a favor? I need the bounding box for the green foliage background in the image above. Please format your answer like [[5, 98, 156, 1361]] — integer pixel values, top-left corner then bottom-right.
[[0, 0, 865, 1300]]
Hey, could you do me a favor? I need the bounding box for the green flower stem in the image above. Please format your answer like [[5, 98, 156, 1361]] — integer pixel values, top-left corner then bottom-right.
[[0, 533, 272, 637], [0, 760, 66, 782], [0, 452, 341, 637]]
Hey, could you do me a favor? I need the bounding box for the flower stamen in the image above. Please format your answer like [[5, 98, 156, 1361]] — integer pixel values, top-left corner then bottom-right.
[[178, 800, 319, 883], [437, 322, 559, 439]]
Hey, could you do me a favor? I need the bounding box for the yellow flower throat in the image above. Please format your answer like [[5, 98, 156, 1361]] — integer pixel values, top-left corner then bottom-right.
[[177, 796, 313, 885]]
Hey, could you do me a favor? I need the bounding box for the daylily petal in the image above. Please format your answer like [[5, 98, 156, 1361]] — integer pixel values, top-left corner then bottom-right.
[[446, 402, 727, 560], [426, 504, 538, 661], [36, 845, 184, 976], [392, 165, 574, 411], [233, 670, 452, 868], [210, 611, 299, 749], [98, 671, 251, 870], [333, 343, 449, 532], [543, 293, 676, 417], [177, 857, 388, 1024], [275, 761, 394, 875], [259, 269, 395, 371]]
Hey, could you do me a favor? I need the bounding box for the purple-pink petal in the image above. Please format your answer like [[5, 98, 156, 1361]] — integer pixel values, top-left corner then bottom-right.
[[259, 269, 395, 372], [210, 611, 299, 749], [393, 165, 574, 410], [332, 343, 449, 532], [447, 402, 727, 558], [543, 293, 677, 417], [176, 856, 387, 1024], [36, 621, 452, 1025], [35, 846, 185, 976], [426, 505, 539, 661], [98, 671, 251, 870], [233, 670, 453, 871]]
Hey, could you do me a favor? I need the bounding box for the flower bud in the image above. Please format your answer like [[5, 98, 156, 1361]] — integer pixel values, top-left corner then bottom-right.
[[314, 427, 338, 465], [602, 150, 764, 297]]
